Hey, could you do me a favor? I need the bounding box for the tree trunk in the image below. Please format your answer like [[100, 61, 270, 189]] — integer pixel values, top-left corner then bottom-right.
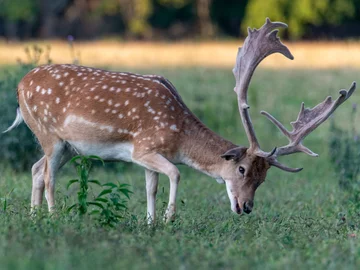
[[40, 0, 72, 38], [196, 0, 214, 38], [4, 21, 18, 40]]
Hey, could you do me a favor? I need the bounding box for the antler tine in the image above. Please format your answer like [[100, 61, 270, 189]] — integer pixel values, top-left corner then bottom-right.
[[233, 18, 294, 152], [262, 82, 356, 171], [270, 160, 303, 173]]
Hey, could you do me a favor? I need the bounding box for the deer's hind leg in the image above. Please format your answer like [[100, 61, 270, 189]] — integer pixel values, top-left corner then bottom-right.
[[31, 156, 46, 210], [32, 139, 73, 212]]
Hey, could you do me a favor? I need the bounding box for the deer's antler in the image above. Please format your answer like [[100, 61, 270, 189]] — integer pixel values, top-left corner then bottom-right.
[[234, 18, 356, 173], [262, 82, 356, 170], [233, 17, 293, 155]]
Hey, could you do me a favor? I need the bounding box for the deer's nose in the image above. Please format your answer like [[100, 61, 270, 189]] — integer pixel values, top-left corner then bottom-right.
[[243, 201, 253, 214]]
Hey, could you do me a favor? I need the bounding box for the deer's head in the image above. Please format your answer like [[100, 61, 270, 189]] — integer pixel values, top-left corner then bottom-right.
[[219, 18, 356, 215]]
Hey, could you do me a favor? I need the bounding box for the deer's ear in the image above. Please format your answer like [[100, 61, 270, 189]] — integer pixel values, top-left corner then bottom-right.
[[221, 147, 247, 162]]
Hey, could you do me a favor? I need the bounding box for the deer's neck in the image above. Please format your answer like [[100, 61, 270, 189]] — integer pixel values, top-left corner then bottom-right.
[[179, 116, 236, 179]]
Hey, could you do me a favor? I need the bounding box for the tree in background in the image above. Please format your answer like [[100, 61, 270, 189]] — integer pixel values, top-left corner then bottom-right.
[[158, 0, 214, 38], [196, 0, 214, 37], [0, 0, 359, 40], [119, 0, 153, 38], [0, 0, 38, 39], [242, 0, 355, 39], [39, 0, 70, 38]]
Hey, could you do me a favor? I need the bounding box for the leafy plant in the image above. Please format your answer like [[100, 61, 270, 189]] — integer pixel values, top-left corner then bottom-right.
[[329, 104, 360, 205], [0, 188, 14, 213], [67, 155, 132, 227]]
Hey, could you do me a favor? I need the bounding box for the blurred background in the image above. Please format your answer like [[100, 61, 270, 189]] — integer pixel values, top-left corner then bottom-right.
[[0, 0, 359, 69], [1, 0, 360, 171], [0, 0, 360, 41]]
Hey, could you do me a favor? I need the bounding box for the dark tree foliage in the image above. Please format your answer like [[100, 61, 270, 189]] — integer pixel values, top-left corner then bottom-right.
[[0, 0, 359, 40]]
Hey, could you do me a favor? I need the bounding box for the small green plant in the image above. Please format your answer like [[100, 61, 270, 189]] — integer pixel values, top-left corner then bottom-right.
[[0, 188, 14, 213], [329, 103, 360, 205], [67, 155, 132, 226]]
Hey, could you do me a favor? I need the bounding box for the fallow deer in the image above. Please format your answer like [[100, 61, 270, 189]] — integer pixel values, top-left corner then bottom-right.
[[4, 18, 356, 223]]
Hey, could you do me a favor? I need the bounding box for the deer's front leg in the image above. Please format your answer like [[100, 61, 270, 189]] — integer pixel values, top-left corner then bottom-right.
[[145, 169, 159, 224], [133, 152, 180, 223]]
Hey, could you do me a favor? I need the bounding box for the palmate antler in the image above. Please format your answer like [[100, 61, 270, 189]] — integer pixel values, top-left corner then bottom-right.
[[262, 82, 356, 171], [234, 18, 356, 172]]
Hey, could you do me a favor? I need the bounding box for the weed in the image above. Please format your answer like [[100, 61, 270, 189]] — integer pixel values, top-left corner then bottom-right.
[[67, 155, 132, 227], [0, 188, 14, 213]]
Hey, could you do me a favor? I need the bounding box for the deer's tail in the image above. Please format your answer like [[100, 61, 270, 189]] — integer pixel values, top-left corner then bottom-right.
[[3, 107, 23, 133]]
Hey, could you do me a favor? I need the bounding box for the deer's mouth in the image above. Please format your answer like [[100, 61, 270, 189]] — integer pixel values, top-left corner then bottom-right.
[[233, 197, 242, 215], [235, 201, 242, 214]]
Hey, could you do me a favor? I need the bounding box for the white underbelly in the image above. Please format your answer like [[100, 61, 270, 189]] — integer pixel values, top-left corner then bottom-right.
[[67, 141, 134, 162]]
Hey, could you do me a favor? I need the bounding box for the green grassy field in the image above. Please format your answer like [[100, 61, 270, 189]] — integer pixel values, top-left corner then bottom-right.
[[0, 66, 359, 269]]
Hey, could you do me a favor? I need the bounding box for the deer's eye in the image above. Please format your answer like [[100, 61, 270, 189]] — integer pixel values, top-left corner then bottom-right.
[[239, 166, 245, 175]]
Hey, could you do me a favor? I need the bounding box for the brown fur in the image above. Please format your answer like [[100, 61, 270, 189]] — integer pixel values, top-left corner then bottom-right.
[[16, 63, 271, 218]]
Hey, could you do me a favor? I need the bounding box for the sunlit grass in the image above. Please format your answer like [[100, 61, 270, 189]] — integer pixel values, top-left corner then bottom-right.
[[0, 40, 360, 69]]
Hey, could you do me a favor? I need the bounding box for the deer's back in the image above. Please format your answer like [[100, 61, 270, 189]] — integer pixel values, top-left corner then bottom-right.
[[18, 64, 193, 159]]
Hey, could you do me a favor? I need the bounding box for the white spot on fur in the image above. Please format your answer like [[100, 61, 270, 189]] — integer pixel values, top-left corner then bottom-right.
[[170, 125, 178, 131]]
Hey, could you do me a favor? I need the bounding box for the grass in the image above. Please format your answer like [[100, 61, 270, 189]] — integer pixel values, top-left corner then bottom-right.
[[0, 40, 360, 69], [0, 66, 359, 269]]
